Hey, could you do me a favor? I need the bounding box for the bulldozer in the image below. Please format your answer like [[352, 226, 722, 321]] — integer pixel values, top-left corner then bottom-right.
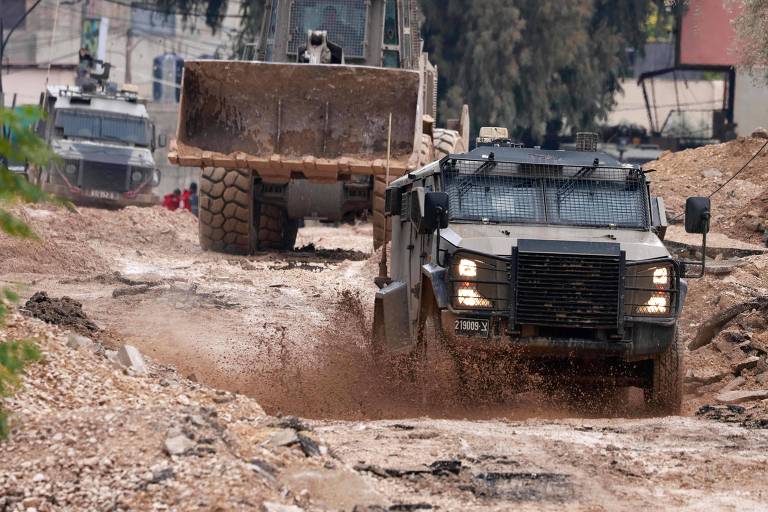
[[168, 0, 469, 254]]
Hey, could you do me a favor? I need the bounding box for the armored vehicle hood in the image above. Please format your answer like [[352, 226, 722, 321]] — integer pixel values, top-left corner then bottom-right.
[[52, 139, 155, 168], [442, 223, 669, 262]]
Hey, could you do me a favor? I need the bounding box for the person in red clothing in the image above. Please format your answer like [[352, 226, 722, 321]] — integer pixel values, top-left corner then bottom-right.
[[162, 188, 181, 211]]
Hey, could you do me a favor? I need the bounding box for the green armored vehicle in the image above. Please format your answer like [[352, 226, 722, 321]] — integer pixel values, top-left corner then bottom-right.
[[373, 130, 711, 414]]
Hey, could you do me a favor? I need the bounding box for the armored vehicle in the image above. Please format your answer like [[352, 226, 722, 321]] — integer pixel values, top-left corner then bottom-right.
[[373, 130, 711, 414], [36, 82, 162, 208], [169, 0, 468, 254]]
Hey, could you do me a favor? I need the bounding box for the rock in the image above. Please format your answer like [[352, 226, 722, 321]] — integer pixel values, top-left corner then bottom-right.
[[265, 428, 299, 447], [716, 389, 768, 404], [66, 333, 96, 351], [685, 368, 731, 385], [731, 356, 761, 375], [720, 376, 745, 392], [282, 466, 386, 510], [757, 372, 768, 385], [751, 127, 768, 139], [701, 167, 723, 178], [116, 344, 148, 375], [262, 503, 304, 512], [164, 432, 195, 456]]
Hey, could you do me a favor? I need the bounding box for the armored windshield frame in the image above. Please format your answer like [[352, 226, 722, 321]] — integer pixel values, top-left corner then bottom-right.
[[439, 152, 652, 230]]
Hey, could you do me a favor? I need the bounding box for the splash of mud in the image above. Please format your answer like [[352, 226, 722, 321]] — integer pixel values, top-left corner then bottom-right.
[[234, 290, 646, 421]]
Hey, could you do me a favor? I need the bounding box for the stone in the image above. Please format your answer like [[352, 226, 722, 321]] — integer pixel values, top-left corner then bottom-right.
[[67, 333, 96, 351], [265, 428, 299, 447], [720, 376, 745, 393], [282, 466, 386, 510], [751, 127, 768, 139], [701, 167, 723, 178], [262, 503, 304, 512], [164, 432, 195, 456], [116, 345, 148, 375], [685, 368, 731, 385], [731, 356, 761, 375], [716, 389, 768, 404], [757, 372, 768, 385]]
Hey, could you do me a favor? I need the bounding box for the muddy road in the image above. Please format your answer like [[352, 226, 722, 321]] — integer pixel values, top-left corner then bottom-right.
[[2, 204, 768, 510]]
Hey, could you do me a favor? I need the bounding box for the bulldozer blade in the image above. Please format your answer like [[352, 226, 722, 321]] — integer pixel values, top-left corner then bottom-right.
[[170, 61, 422, 182]]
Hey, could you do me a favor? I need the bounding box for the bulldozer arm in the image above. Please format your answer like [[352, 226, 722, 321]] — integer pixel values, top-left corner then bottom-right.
[[169, 60, 422, 183]]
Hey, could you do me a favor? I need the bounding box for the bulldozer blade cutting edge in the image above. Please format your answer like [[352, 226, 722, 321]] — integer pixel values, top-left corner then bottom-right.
[[169, 60, 422, 182]]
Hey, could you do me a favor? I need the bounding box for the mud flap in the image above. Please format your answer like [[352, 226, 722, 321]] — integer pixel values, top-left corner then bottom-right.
[[421, 263, 449, 309], [372, 281, 412, 354]]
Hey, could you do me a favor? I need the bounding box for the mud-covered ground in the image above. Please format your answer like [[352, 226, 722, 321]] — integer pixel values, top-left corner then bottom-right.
[[2, 192, 768, 509]]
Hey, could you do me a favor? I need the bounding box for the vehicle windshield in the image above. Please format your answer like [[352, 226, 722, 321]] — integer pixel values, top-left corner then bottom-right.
[[55, 109, 150, 146], [441, 158, 650, 229], [288, 0, 368, 58]]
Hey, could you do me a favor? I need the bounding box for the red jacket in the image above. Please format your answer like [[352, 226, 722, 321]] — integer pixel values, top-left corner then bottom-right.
[[182, 190, 191, 211], [163, 193, 180, 211]]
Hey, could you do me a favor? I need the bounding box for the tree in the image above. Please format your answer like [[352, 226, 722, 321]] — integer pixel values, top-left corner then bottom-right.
[[0, 106, 50, 438], [733, 0, 768, 81], [421, 0, 653, 141]]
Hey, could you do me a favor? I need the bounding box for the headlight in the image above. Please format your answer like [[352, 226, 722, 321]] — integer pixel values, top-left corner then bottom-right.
[[456, 285, 492, 308], [653, 267, 669, 286], [152, 170, 161, 186], [65, 163, 78, 175], [458, 258, 477, 277], [450, 253, 508, 310], [131, 170, 144, 183], [625, 262, 676, 317]]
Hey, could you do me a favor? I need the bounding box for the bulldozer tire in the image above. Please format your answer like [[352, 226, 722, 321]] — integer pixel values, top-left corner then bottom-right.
[[199, 168, 297, 255], [373, 133, 433, 249], [432, 128, 466, 160], [645, 330, 683, 415]]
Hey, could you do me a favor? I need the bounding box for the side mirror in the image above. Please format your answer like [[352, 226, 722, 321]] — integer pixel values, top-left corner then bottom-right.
[[684, 196, 710, 234], [157, 133, 168, 148], [410, 188, 449, 234]]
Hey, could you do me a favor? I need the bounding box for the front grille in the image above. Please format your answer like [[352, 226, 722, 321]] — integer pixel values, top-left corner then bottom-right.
[[79, 161, 129, 192], [514, 240, 623, 329]]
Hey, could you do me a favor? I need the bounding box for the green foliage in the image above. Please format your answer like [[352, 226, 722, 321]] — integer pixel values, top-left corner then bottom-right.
[[421, 0, 653, 141], [0, 107, 51, 233], [0, 340, 41, 438], [734, 0, 768, 82], [0, 105, 50, 439]]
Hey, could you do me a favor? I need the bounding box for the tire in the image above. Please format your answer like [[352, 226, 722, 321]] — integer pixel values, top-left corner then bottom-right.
[[645, 331, 683, 415], [372, 133, 433, 250], [432, 128, 466, 160], [199, 168, 297, 255]]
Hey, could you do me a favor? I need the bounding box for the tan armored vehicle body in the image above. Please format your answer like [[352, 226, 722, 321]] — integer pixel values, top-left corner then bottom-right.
[[373, 130, 712, 414]]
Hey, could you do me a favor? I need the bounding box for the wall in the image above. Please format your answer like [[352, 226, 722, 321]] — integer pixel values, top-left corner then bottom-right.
[[734, 68, 768, 135], [608, 78, 725, 137]]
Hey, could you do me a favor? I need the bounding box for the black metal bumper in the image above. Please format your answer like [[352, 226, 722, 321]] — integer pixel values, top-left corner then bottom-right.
[[440, 310, 675, 360]]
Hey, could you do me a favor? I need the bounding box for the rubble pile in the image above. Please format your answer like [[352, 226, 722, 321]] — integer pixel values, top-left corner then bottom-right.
[[681, 251, 768, 414], [647, 137, 768, 244], [0, 312, 368, 511], [0, 205, 200, 276]]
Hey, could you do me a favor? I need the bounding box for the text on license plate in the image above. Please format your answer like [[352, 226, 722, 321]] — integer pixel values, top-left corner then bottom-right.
[[86, 189, 119, 200], [454, 318, 489, 338]]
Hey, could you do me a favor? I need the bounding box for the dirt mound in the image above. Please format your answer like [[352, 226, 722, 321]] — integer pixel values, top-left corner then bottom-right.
[[22, 291, 99, 336], [647, 137, 768, 242]]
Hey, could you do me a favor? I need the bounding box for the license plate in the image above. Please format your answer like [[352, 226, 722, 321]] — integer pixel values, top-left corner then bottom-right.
[[86, 189, 119, 200], [454, 318, 490, 338]]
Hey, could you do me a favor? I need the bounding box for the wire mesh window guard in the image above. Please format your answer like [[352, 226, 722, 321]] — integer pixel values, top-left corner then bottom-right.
[[288, 0, 369, 59], [441, 158, 650, 229]]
